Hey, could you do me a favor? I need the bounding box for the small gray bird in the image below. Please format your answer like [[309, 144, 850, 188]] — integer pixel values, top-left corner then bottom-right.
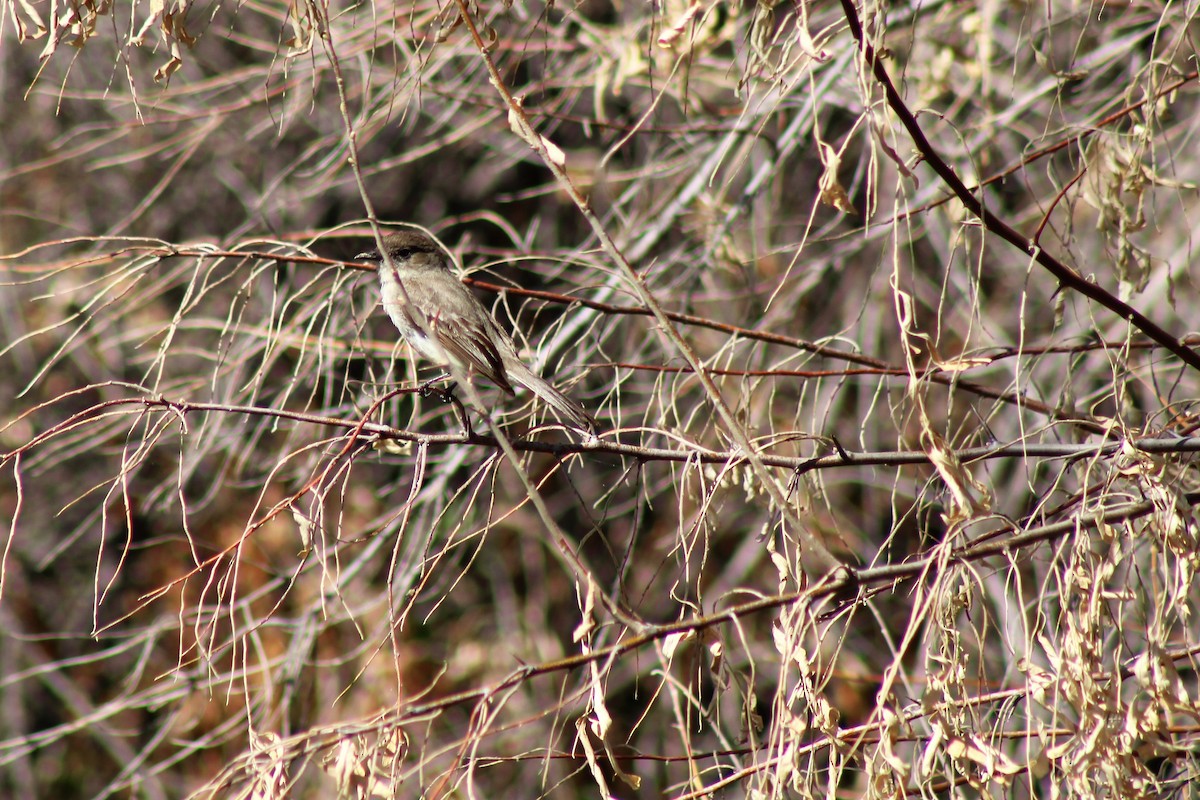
[[357, 231, 597, 434]]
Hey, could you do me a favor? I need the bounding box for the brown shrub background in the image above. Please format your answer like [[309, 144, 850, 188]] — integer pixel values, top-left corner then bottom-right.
[[2, 0, 1199, 797]]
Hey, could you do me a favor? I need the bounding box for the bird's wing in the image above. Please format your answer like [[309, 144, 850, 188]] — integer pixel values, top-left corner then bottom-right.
[[430, 313, 515, 395], [401, 273, 516, 395]]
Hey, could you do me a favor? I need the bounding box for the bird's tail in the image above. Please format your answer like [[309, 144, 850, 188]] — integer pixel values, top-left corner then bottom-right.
[[505, 361, 597, 434]]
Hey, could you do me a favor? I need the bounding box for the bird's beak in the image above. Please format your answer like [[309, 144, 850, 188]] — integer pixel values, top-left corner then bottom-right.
[[355, 249, 379, 262]]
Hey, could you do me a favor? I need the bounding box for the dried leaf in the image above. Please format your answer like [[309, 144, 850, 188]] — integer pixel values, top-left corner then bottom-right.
[[934, 354, 993, 372], [658, 0, 703, 49], [574, 718, 613, 798], [946, 734, 1021, 782], [11, 0, 47, 41], [320, 729, 407, 799], [873, 120, 917, 184], [154, 50, 183, 83], [289, 503, 315, 554], [922, 427, 991, 522], [817, 141, 856, 214], [572, 578, 597, 642], [285, 0, 315, 54], [507, 97, 567, 168], [661, 630, 693, 660]]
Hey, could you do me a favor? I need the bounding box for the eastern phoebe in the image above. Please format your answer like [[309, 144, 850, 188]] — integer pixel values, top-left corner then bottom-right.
[[357, 231, 597, 434]]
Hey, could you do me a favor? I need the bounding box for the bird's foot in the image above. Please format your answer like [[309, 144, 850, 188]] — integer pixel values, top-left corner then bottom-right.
[[417, 373, 454, 400], [415, 378, 472, 436]]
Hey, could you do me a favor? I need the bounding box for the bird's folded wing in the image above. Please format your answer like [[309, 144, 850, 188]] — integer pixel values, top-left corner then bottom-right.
[[428, 312, 515, 395]]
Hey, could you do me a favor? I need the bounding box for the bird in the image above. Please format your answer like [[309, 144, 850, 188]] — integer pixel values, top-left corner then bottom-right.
[[356, 230, 597, 434]]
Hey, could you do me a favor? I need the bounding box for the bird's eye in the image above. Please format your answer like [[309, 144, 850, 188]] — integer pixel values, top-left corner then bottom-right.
[[393, 248, 415, 259]]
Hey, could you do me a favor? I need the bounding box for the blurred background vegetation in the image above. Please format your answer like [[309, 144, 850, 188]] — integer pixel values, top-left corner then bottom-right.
[[2, 0, 1200, 796]]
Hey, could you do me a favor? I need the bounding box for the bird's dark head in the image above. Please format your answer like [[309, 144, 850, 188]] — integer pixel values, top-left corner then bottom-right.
[[355, 231, 448, 272]]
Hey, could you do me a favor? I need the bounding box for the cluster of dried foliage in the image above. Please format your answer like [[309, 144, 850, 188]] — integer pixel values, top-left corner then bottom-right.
[[2, 0, 1200, 796]]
